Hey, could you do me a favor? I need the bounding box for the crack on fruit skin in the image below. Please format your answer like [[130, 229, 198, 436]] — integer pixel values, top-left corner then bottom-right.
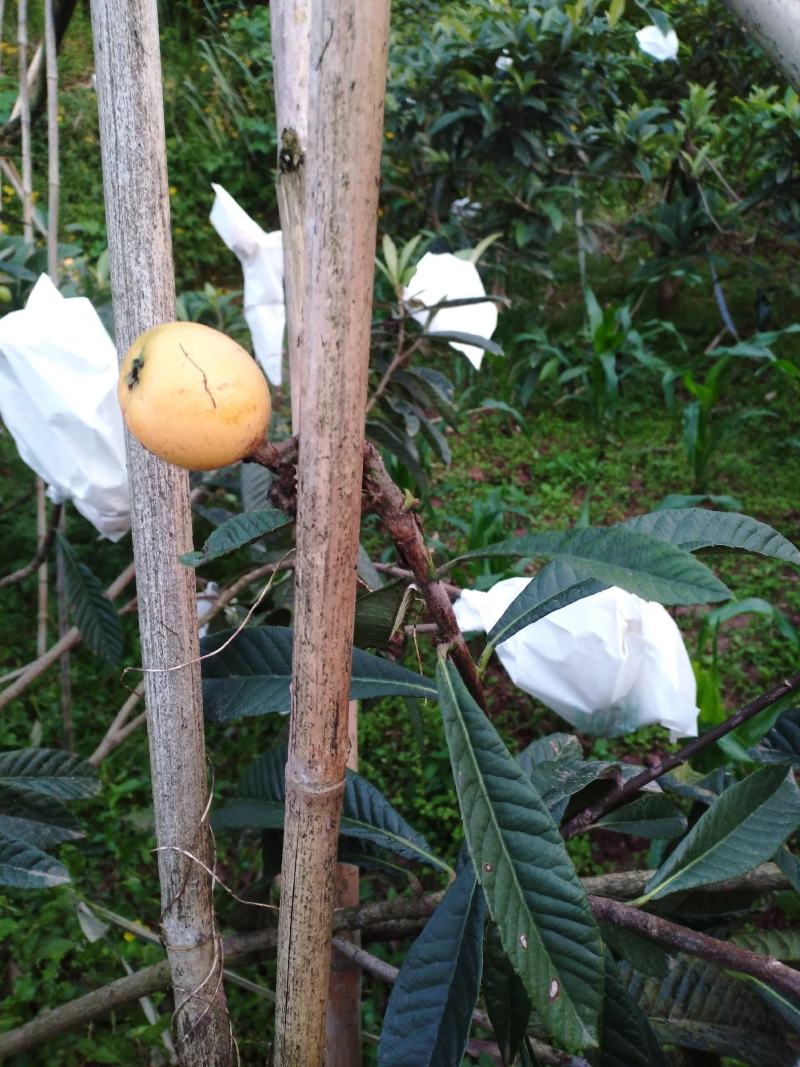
[[125, 350, 146, 390], [179, 343, 217, 410]]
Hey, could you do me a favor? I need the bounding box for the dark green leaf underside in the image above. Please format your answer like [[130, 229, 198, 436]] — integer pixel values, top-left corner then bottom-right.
[[180, 506, 291, 566], [378, 863, 485, 1067], [201, 626, 436, 721], [56, 534, 123, 664]]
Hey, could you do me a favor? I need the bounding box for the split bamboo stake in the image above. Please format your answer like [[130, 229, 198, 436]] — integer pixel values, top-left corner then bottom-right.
[[722, 0, 800, 88], [270, 0, 310, 433], [44, 0, 72, 748], [35, 479, 48, 656], [271, 3, 362, 1058], [324, 705, 362, 1066], [273, 4, 391, 1064], [17, 0, 33, 244], [45, 0, 59, 281], [17, 0, 48, 661], [90, 1, 231, 1062]]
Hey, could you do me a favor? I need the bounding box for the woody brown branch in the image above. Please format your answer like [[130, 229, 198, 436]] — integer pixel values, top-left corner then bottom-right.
[[2, 861, 792, 1059], [563, 669, 800, 838], [247, 437, 487, 711]]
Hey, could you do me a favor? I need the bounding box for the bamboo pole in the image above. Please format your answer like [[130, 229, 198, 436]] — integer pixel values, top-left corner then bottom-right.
[[324, 705, 362, 1066], [35, 479, 48, 656], [45, 0, 58, 280], [270, 0, 309, 433], [89, 2, 232, 1063], [18, 0, 48, 660], [17, 0, 33, 244], [723, 0, 800, 88], [273, 4, 391, 1064], [44, 0, 72, 748], [271, 3, 363, 1059]]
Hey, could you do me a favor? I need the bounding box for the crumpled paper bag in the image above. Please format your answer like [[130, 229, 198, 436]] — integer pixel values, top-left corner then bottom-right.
[[403, 251, 498, 371], [209, 183, 285, 386], [454, 579, 698, 738], [636, 24, 679, 62], [0, 274, 130, 540]]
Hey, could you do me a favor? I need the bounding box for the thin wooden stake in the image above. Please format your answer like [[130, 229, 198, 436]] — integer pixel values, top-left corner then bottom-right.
[[44, 0, 71, 747], [45, 0, 59, 280], [273, 5, 391, 1065], [324, 701, 362, 1066], [17, 0, 33, 244], [90, 1, 232, 1062], [271, 4, 363, 1059], [270, 0, 310, 433], [35, 478, 48, 656]]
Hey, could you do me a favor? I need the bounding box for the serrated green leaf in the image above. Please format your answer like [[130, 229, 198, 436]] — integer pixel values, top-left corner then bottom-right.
[[201, 626, 436, 721], [355, 581, 411, 649], [606, 0, 625, 28], [437, 659, 604, 1051], [641, 765, 800, 902], [240, 463, 273, 513], [416, 410, 452, 466], [516, 734, 628, 820], [460, 527, 730, 606], [180, 506, 291, 566], [0, 784, 83, 848], [393, 367, 457, 425], [523, 756, 620, 821], [341, 769, 450, 872], [382, 233, 399, 282], [378, 863, 485, 1067], [356, 543, 384, 591], [623, 508, 800, 565], [749, 708, 800, 769], [775, 846, 800, 890], [600, 925, 669, 979], [56, 534, 123, 664], [597, 796, 687, 840], [426, 330, 502, 356], [599, 953, 668, 1067], [740, 974, 800, 1035], [0, 748, 100, 800], [621, 955, 798, 1067], [518, 733, 584, 769], [215, 745, 448, 872], [483, 922, 531, 1066], [0, 829, 71, 888], [730, 928, 800, 961]]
